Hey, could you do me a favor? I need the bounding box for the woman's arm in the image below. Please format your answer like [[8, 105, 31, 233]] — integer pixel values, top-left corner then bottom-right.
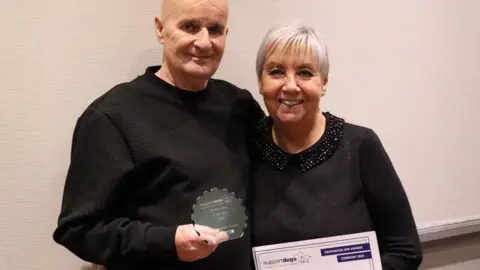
[[359, 129, 423, 270]]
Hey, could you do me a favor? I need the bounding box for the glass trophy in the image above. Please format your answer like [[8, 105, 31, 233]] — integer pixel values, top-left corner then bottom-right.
[[191, 188, 247, 241]]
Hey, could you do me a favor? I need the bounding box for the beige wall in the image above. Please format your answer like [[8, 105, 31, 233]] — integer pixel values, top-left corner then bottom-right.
[[1, 0, 479, 269]]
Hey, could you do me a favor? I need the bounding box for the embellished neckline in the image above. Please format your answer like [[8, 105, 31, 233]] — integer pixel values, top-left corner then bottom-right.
[[254, 112, 345, 172]]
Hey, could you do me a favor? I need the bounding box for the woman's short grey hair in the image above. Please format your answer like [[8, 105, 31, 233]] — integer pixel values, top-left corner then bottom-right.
[[255, 23, 329, 80]]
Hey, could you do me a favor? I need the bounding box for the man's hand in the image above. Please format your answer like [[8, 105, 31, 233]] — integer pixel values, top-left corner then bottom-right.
[[175, 224, 229, 262]]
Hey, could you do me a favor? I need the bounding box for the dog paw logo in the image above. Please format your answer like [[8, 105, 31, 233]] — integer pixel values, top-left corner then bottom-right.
[[294, 251, 311, 264]]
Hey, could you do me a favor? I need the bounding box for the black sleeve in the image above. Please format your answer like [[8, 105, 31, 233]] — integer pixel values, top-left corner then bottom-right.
[[53, 107, 178, 267], [359, 129, 423, 270]]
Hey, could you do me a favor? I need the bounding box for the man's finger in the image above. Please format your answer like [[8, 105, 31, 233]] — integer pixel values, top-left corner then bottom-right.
[[194, 225, 230, 243], [214, 231, 229, 244], [194, 224, 221, 235], [199, 232, 220, 246], [193, 224, 223, 244], [191, 224, 210, 244]]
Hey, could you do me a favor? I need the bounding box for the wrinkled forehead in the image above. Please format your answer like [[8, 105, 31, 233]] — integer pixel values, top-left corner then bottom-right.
[[162, 0, 228, 24]]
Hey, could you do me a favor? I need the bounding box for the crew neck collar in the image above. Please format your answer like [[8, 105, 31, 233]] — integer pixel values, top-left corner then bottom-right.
[[144, 66, 212, 98]]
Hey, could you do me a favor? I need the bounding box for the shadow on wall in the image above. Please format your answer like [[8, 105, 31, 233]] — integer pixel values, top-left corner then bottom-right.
[[420, 232, 480, 269]]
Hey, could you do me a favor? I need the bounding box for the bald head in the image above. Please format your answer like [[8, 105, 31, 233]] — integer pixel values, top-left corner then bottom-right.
[[154, 0, 230, 90], [160, 0, 228, 24]]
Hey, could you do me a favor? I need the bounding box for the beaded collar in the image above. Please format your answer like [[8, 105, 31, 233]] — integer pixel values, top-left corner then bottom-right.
[[253, 112, 345, 172]]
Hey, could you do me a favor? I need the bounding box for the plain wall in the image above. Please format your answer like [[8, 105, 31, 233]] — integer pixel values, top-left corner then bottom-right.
[[1, 0, 479, 269]]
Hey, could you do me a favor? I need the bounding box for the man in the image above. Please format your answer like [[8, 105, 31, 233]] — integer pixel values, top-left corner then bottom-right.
[[53, 0, 264, 269]]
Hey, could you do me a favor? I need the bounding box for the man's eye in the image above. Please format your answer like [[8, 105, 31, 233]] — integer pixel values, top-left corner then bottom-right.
[[182, 22, 199, 33], [298, 70, 314, 78], [208, 25, 222, 34]]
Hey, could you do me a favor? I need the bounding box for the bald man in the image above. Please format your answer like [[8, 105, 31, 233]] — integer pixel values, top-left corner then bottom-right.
[[52, 0, 264, 269]]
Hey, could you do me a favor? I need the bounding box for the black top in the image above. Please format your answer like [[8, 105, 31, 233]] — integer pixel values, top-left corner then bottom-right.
[[251, 112, 423, 270], [53, 66, 264, 270]]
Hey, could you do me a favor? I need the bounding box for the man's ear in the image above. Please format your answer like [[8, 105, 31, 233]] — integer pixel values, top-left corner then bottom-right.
[[225, 26, 229, 36], [155, 16, 165, 44]]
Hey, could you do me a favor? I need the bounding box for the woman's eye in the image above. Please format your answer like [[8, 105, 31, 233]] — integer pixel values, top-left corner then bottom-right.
[[268, 69, 284, 76], [298, 70, 314, 77]]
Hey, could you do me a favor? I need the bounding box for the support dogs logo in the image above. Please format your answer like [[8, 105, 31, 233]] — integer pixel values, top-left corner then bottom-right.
[[262, 251, 311, 268]]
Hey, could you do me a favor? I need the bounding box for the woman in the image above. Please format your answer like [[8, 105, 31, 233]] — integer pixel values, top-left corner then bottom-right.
[[251, 23, 423, 270]]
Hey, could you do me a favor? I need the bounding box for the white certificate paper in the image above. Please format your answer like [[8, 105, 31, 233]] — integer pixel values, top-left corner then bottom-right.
[[252, 231, 382, 270]]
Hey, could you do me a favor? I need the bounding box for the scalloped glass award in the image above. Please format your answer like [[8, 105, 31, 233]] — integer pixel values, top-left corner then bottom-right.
[[192, 188, 247, 240]]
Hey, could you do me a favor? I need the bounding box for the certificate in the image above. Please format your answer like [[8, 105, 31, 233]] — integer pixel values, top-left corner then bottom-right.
[[252, 231, 382, 270]]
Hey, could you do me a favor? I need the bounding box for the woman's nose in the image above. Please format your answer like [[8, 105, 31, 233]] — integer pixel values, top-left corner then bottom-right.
[[282, 75, 300, 92]]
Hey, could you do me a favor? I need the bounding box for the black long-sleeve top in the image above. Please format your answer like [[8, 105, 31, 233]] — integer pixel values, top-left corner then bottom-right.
[[53, 66, 264, 270], [251, 112, 423, 270]]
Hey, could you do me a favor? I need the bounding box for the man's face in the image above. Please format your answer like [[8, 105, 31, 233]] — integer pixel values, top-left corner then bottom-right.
[[156, 0, 229, 80]]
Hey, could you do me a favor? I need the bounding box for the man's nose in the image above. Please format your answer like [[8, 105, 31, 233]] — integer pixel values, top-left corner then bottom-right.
[[194, 28, 213, 51]]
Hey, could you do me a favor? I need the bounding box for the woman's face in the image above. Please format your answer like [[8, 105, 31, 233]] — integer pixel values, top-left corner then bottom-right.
[[259, 46, 327, 124]]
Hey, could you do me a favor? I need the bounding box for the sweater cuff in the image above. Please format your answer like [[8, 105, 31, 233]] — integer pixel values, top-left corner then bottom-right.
[[145, 225, 178, 261]]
